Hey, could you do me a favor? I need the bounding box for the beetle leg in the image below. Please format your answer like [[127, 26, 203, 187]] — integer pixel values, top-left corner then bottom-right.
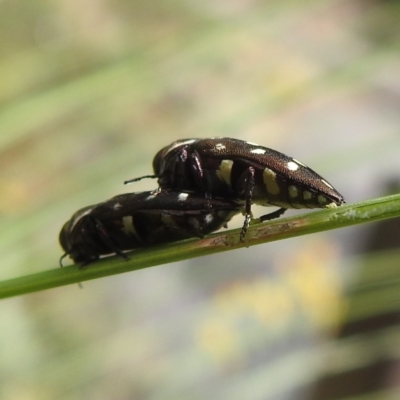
[[240, 166, 255, 241], [189, 149, 213, 209], [92, 217, 130, 262], [240, 213, 252, 242], [59, 252, 68, 267], [260, 208, 287, 222], [189, 150, 204, 187]]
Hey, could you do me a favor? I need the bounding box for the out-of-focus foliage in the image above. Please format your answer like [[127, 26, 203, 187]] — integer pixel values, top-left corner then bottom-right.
[[1, 0, 400, 399]]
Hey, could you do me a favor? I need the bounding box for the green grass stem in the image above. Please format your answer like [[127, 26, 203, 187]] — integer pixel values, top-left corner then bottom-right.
[[1, 194, 400, 299]]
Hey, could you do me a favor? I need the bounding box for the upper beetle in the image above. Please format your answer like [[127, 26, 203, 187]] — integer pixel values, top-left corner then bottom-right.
[[60, 190, 241, 266], [125, 137, 345, 239]]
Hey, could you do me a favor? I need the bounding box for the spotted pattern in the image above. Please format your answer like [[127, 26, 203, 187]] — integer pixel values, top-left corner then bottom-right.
[[145, 191, 159, 201], [205, 214, 214, 223], [263, 168, 280, 195], [215, 143, 226, 151], [113, 202, 122, 210], [287, 161, 299, 171], [251, 148, 267, 155], [122, 215, 136, 235], [288, 185, 299, 198], [216, 159, 233, 186], [318, 195, 328, 205], [148, 138, 345, 233], [178, 192, 189, 201]]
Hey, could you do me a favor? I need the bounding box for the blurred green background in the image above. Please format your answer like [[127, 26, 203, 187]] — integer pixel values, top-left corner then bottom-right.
[[1, 0, 400, 399]]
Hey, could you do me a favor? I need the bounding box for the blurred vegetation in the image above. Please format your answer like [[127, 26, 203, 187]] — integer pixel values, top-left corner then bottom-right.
[[1, 0, 400, 399]]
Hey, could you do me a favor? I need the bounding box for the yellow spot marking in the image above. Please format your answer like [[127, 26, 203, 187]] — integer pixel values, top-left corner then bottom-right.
[[303, 190, 312, 200], [318, 195, 328, 205], [122, 216, 136, 235], [263, 169, 280, 195], [216, 160, 233, 186], [288, 185, 298, 198]]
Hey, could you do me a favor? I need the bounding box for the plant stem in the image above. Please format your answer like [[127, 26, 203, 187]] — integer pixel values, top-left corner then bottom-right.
[[1, 194, 400, 299]]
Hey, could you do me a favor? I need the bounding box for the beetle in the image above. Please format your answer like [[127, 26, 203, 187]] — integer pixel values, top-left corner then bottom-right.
[[59, 190, 241, 266], [125, 138, 345, 240]]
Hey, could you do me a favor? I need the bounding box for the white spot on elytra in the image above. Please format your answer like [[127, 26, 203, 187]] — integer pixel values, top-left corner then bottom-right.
[[215, 143, 226, 151], [205, 214, 213, 223], [145, 189, 160, 200], [113, 203, 122, 210], [287, 161, 299, 171], [251, 148, 266, 155], [292, 158, 307, 167], [178, 192, 189, 201]]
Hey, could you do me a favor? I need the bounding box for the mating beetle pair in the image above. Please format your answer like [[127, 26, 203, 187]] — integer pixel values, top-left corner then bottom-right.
[[60, 137, 344, 265]]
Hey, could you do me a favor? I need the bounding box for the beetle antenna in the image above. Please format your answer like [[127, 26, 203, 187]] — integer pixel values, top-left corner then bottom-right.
[[124, 175, 157, 185]]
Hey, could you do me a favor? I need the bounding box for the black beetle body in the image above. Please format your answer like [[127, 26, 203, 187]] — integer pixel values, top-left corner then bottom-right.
[[126, 138, 345, 239], [60, 190, 241, 266]]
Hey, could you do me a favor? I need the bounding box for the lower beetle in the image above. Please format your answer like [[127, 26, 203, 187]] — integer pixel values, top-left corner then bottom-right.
[[125, 138, 345, 240], [60, 190, 241, 266]]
